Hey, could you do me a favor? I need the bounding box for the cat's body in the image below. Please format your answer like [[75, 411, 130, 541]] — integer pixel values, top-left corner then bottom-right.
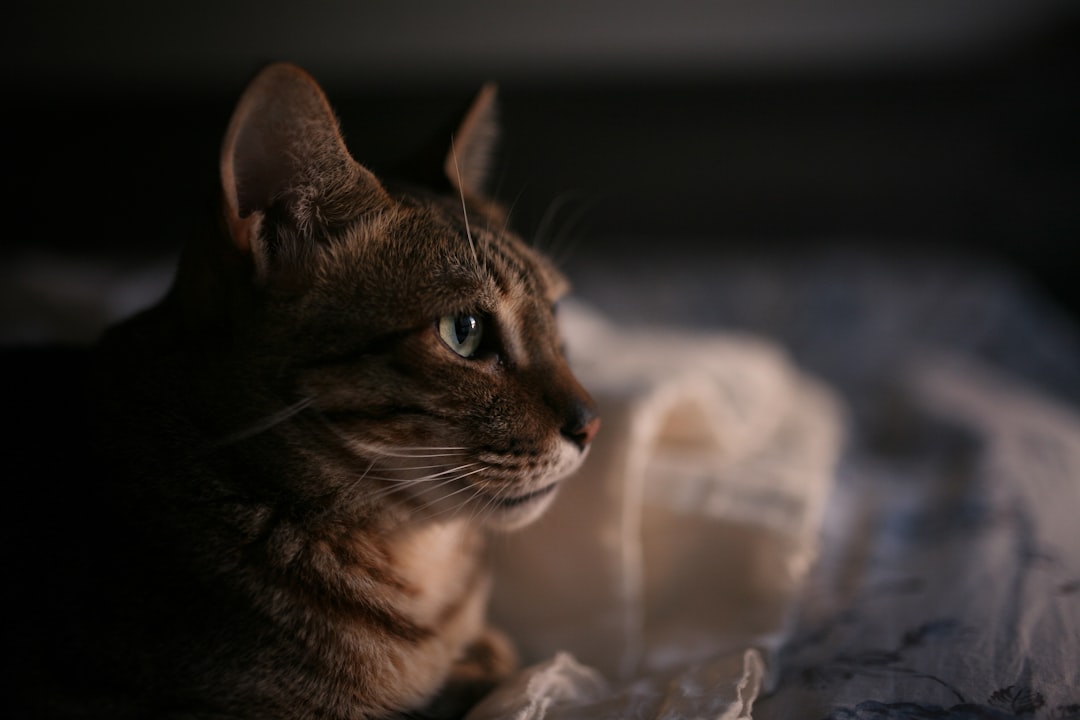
[[4, 63, 597, 719]]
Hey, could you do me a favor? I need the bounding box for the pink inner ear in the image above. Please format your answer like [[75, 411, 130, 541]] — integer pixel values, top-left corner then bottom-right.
[[229, 118, 296, 220], [218, 63, 344, 252], [218, 63, 394, 261]]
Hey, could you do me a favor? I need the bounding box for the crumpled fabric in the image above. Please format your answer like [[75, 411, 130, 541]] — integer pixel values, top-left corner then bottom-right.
[[479, 302, 845, 719], [467, 650, 764, 720]]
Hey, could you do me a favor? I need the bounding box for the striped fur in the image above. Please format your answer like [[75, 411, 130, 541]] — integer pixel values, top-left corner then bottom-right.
[[12, 64, 597, 719]]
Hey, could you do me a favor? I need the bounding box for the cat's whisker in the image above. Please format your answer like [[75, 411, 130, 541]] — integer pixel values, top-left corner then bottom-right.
[[547, 198, 595, 270], [496, 185, 528, 240], [480, 482, 524, 525], [367, 475, 458, 504], [401, 485, 478, 521], [420, 466, 487, 495], [464, 483, 504, 526], [311, 415, 484, 506], [365, 462, 481, 487], [210, 395, 318, 448], [532, 190, 598, 270], [450, 138, 481, 270], [407, 467, 493, 521], [367, 461, 479, 477], [425, 488, 486, 524], [314, 417, 470, 461], [532, 191, 574, 257], [354, 459, 477, 505], [359, 449, 470, 460], [461, 479, 511, 522], [362, 444, 470, 453], [364, 463, 485, 504], [379, 450, 470, 459]]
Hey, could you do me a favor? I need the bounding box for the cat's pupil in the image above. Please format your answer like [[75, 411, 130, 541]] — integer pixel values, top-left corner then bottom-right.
[[438, 313, 484, 358], [455, 315, 478, 344]]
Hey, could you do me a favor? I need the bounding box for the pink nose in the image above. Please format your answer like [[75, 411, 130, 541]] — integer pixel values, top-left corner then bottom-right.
[[564, 414, 600, 451]]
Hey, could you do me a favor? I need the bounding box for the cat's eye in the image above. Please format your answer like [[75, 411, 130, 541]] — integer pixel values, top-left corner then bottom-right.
[[438, 314, 484, 358]]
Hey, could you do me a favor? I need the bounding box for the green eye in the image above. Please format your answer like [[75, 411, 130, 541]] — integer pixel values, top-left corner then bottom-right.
[[438, 314, 484, 358]]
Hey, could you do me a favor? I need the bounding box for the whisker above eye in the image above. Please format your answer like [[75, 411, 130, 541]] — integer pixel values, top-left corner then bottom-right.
[[450, 137, 481, 271]]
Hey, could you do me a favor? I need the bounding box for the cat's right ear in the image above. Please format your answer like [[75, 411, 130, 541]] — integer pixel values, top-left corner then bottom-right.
[[445, 83, 499, 199], [220, 62, 390, 279]]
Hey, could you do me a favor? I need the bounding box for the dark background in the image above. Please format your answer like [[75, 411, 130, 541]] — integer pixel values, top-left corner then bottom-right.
[[5, 1, 1079, 326]]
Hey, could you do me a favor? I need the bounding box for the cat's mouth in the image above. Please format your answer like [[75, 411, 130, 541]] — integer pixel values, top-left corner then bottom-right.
[[488, 482, 559, 509], [474, 481, 562, 531]]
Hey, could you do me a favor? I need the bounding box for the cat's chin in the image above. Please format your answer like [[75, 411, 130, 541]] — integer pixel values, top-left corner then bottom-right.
[[490, 439, 599, 530], [480, 482, 561, 531]]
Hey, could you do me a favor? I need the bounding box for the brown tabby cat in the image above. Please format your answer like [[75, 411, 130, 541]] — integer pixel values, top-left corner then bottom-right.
[[5, 63, 598, 719]]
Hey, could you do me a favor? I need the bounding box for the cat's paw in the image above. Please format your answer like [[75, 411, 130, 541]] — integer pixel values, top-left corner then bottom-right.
[[457, 625, 519, 682], [408, 627, 519, 719]]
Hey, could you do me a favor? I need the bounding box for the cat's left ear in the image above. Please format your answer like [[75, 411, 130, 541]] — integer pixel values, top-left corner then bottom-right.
[[219, 62, 391, 280], [444, 83, 499, 199]]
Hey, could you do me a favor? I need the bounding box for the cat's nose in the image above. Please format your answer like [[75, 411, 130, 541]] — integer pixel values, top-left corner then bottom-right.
[[562, 401, 600, 451]]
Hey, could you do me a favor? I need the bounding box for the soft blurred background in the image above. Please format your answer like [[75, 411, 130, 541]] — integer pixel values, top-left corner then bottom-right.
[[4, 0, 1079, 383]]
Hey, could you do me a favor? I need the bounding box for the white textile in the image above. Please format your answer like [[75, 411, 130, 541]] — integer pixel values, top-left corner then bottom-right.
[[474, 302, 846, 719]]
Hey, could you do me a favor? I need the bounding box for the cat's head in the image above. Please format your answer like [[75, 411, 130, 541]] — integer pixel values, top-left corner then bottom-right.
[[190, 63, 597, 531]]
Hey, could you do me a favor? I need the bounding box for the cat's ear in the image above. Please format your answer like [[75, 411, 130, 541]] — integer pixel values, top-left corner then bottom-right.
[[220, 62, 390, 277], [444, 83, 499, 199]]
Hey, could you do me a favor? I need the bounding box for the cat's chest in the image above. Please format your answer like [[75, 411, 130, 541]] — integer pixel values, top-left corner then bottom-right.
[[389, 521, 490, 627]]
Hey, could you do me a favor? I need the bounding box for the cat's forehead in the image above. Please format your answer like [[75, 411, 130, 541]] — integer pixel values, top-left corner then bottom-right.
[[314, 196, 566, 325], [475, 226, 567, 302], [393, 194, 567, 302]]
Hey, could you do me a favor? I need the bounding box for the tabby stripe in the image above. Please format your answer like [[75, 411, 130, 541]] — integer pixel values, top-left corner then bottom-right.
[[300, 329, 412, 370], [307, 545, 432, 642], [492, 243, 534, 286], [341, 595, 433, 643], [330, 542, 410, 594], [319, 405, 430, 423]]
